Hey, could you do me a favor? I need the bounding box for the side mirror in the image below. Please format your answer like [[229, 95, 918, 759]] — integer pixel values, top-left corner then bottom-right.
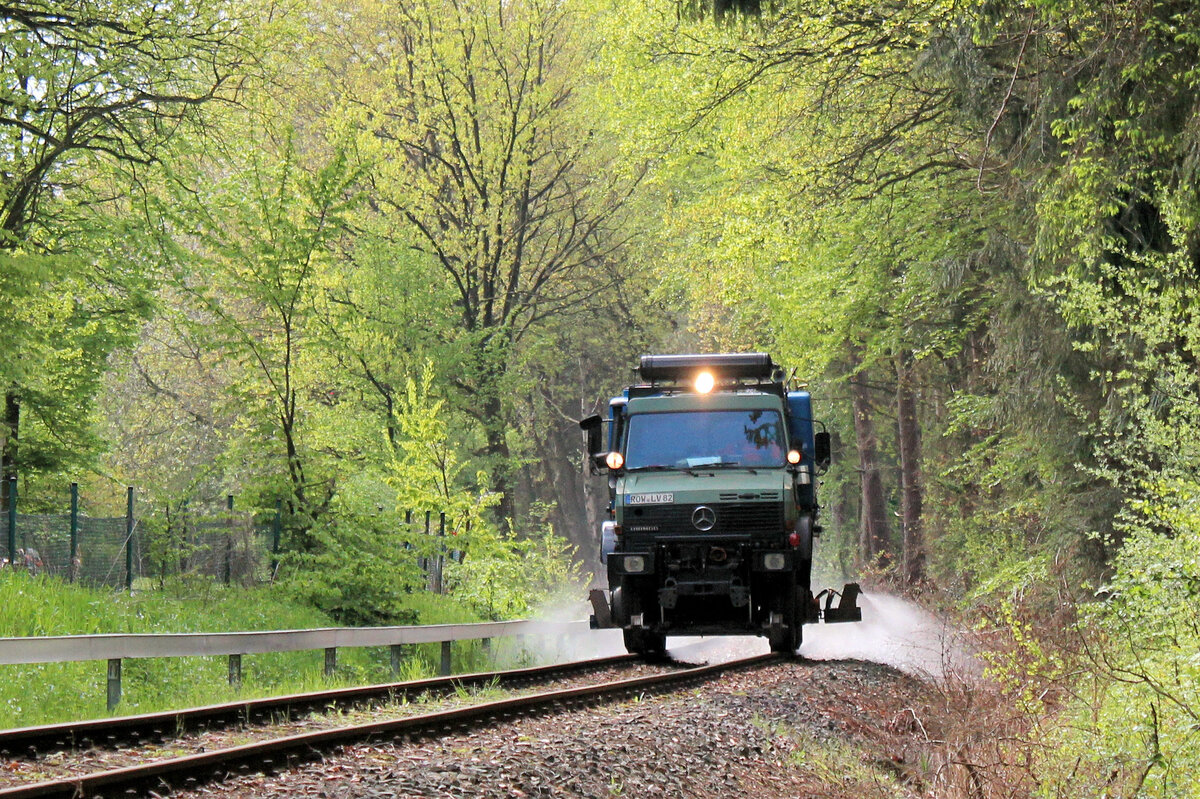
[[579, 414, 606, 474], [814, 431, 831, 471]]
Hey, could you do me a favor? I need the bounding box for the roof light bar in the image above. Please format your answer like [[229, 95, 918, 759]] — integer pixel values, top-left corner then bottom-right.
[[638, 353, 776, 382]]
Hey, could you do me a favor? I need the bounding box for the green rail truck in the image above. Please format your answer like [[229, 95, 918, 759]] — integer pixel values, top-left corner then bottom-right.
[[581, 353, 861, 656]]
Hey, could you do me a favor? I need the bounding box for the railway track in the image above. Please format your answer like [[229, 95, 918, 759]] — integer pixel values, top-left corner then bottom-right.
[[0, 652, 777, 798], [0, 654, 638, 757]]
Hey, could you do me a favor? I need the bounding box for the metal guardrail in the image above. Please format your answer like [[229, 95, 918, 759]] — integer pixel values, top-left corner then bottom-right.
[[0, 619, 589, 665], [0, 619, 592, 711]]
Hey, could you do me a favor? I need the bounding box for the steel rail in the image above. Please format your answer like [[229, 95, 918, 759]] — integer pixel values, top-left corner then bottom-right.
[[0, 653, 778, 799], [0, 654, 638, 756]]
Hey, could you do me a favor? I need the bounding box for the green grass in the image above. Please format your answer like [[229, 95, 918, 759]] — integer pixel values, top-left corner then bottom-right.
[[0, 572, 493, 728]]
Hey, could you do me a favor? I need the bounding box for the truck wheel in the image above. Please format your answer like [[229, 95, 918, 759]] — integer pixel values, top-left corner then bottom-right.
[[767, 581, 802, 655], [767, 620, 801, 654], [610, 585, 629, 626], [796, 515, 814, 561]]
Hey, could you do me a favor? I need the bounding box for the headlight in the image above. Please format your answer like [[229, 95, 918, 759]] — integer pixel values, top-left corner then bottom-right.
[[605, 451, 624, 470], [763, 553, 787, 571], [623, 555, 646, 573]]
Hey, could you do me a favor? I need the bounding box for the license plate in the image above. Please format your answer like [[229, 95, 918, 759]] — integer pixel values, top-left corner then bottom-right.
[[628, 493, 673, 505]]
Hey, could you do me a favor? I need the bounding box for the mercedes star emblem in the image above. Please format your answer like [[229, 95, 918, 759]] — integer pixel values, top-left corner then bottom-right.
[[691, 505, 717, 531]]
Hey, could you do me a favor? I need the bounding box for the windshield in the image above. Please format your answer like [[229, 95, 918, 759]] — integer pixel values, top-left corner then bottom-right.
[[624, 409, 786, 470]]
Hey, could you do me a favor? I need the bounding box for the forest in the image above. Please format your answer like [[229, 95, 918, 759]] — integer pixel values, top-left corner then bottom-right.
[[1, 0, 1199, 793]]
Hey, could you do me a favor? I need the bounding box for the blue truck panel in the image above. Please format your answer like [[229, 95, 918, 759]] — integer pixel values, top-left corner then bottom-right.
[[786, 391, 815, 461]]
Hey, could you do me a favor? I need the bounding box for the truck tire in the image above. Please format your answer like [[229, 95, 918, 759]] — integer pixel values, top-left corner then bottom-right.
[[767, 580, 803, 654], [796, 514, 814, 561], [610, 585, 629, 626]]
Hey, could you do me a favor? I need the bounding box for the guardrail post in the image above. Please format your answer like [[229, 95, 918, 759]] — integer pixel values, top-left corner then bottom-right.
[[228, 654, 242, 688], [106, 659, 121, 711], [324, 647, 337, 677], [440, 640, 452, 676], [389, 644, 404, 677], [481, 637, 491, 661]]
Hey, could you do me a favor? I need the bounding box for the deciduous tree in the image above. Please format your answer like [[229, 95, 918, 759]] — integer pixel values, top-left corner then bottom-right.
[[0, 0, 251, 505]]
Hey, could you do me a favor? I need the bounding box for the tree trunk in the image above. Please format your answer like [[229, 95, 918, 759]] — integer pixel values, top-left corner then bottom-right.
[[1, 391, 17, 512], [539, 419, 588, 551], [581, 443, 603, 557], [281, 388, 315, 551], [482, 392, 516, 530], [828, 439, 853, 579], [896, 350, 925, 584], [849, 350, 890, 568]]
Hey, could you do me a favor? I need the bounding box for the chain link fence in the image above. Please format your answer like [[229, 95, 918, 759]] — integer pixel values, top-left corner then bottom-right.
[[0, 480, 462, 591], [0, 482, 276, 589], [137, 504, 276, 587], [0, 511, 138, 587]]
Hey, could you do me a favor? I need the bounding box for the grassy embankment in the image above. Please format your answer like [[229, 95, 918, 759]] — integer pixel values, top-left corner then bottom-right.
[[0, 572, 497, 728]]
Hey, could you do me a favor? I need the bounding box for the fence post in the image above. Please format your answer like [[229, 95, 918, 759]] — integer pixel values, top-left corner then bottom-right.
[[6, 476, 15, 567], [270, 498, 282, 578], [179, 499, 189, 574], [435, 511, 446, 594], [68, 483, 79, 583], [125, 487, 134, 591], [106, 659, 122, 711], [423, 510, 431, 587], [224, 495, 234, 585]]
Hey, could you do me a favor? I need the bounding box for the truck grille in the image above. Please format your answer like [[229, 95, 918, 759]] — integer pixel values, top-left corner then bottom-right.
[[624, 502, 783, 539]]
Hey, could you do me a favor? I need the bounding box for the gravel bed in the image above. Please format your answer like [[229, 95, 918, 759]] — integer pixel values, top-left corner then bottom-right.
[[180, 658, 940, 799], [0, 661, 675, 790]]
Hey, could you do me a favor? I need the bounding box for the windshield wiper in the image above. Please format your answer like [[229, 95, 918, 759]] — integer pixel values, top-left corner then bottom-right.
[[704, 462, 763, 474], [626, 464, 675, 472]]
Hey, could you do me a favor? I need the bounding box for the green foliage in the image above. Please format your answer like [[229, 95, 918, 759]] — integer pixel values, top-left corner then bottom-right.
[[382, 370, 587, 620], [448, 518, 588, 620], [1036, 520, 1200, 797], [0, 0, 255, 491], [281, 526, 421, 627], [386, 366, 498, 529], [0, 218, 158, 488], [977, 599, 1066, 713], [10, 0, 1200, 789]]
